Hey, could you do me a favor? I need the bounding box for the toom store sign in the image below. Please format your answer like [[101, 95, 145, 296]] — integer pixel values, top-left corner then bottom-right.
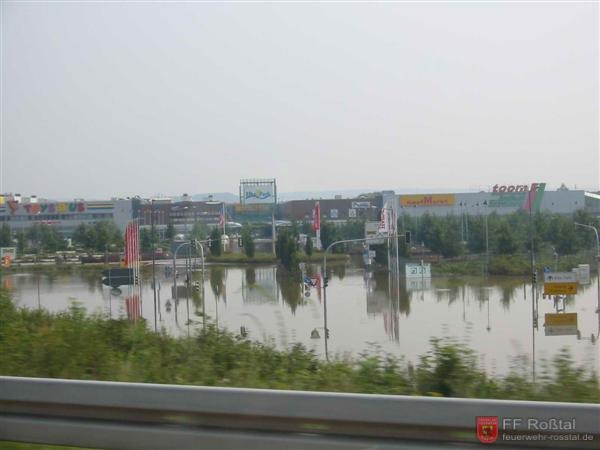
[[492, 184, 542, 193], [400, 194, 455, 207]]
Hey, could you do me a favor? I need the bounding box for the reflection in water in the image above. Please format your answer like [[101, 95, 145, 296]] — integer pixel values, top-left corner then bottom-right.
[[242, 267, 277, 304], [80, 270, 101, 294], [210, 267, 226, 301], [277, 268, 303, 313], [333, 264, 346, 280], [4, 263, 599, 377], [245, 268, 256, 286]]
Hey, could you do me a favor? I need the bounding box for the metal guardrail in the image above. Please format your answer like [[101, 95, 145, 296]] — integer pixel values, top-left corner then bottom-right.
[[0, 376, 598, 449]]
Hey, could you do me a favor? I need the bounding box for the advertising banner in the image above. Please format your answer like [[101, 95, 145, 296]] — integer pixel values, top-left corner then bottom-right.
[[241, 181, 275, 205], [400, 194, 455, 207]]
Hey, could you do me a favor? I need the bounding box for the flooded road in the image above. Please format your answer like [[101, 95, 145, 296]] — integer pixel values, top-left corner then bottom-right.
[[4, 262, 599, 377]]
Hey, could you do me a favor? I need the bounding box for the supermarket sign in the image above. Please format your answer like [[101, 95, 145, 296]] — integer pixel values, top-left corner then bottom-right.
[[400, 194, 455, 207]]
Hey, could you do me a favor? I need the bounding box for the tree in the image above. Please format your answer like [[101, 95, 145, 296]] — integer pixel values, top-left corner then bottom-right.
[[39, 225, 64, 253], [140, 228, 153, 252], [495, 222, 519, 255], [209, 227, 222, 256], [16, 231, 26, 256], [72, 224, 88, 248], [73, 222, 122, 252], [304, 235, 313, 256], [166, 221, 175, 242], [320, 221, 339, 251], [555, 219, 576, 255], [276, 230, 298, 271], [191, 221, 208, 242], [0, 224, 12, 247], [242, 227, 255, 258], [338, 219, 364, 240], [24, 224, 65, 253]]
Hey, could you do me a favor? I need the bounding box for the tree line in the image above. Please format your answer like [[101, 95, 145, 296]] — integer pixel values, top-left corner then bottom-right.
[[401, 209, 599, 258], [0, 222, 124, 255], [291, 208, 600, 260], [1, 208, 597, 261]]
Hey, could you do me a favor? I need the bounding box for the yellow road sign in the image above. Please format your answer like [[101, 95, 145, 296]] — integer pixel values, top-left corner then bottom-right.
[[545, 313, 578, 327], [543, 282, 578, 295]]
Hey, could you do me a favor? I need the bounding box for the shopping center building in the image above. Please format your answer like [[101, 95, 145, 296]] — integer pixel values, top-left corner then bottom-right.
[[2, 184, 598, 238], [390, 185, 600, 218], [0, 194, 134, 236]]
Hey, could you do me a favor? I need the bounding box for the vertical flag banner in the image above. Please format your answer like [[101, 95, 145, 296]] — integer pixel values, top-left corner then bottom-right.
[[312, 202, 321, 231], [124, 221, 142, 322], [125, 295, 141, 321], [312, 202, 321, 250], [379, 203, 390, 234], [523, 182, 546, 213]]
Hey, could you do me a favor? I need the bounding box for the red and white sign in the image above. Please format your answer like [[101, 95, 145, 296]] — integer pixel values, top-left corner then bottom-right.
[[312, 202, 321, 232]]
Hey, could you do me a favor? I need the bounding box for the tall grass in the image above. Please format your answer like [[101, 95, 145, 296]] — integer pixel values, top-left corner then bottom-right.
[[0, 291, 597, 403]]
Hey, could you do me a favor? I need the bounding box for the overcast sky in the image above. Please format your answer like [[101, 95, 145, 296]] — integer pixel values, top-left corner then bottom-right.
[[1, 1, 598, 200]]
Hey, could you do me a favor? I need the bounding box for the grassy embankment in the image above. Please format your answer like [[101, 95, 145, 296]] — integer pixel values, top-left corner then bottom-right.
[[204, 251, 348, 264], [0, 290, 597, 403], [432, 252, 596, 277]]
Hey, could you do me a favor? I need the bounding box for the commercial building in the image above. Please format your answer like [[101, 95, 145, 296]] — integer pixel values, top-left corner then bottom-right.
[[136, 197, 226, 237], [2, 184, 597, 239], [0, 194, 134, 236], [392, 186, 598, 217], [277, 194, 383, 223]]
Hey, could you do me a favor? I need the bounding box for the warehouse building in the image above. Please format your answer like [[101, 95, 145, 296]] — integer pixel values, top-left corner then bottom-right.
[[0, 194, 134, 236]]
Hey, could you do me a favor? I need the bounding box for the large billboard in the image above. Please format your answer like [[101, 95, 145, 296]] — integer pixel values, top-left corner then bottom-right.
[[240, 179, 276, 205], [400, 194, 455, 207]]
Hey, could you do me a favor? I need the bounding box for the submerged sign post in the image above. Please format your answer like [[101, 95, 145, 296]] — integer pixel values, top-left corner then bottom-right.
[[405, 262, 432, 278], [543, 272, 578, 295]]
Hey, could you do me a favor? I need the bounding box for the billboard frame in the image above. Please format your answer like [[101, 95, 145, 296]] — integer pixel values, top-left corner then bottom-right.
[[239, 179, 277, 206]]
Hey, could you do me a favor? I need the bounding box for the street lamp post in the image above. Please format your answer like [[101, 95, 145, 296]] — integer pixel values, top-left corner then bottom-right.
[[183, 206, 189, 238], [173, 241, 192, 303], [151, 199, 157, 332], [574, 223, 600, 330]]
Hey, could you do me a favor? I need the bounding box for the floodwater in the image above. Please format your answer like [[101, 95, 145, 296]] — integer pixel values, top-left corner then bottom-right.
[[4, 261, 599, 377]]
